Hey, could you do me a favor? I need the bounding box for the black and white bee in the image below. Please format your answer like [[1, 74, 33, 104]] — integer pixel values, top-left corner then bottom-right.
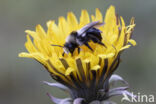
[[52, 21, 106, 56]]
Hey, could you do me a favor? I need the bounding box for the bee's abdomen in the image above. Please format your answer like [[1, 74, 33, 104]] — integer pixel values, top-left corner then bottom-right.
[[86, 28, 103, 43], [86, 28, 102, 40]]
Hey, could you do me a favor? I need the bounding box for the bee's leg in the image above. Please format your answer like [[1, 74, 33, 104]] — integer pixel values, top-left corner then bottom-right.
[[78, 47, 81, 54], [84, 43, 93, 51], [71, 53, 73, 56], [62, 52, 65, 56], [97, 41, 107, 48], [90, 35, 107, 48]]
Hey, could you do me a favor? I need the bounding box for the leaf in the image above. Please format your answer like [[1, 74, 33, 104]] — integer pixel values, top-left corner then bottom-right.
[[47, 93, 62, 104], [89, 100, 100, 104], [101, 100, 116, 104], [59, 98, 73, 104], [107, 87, 136, 100], [47, 93, 72, 104], [73, 98, 85, 104], [99, 87, 129, 99], [43, 81, 70, 92], [109, 74, 129, 87]]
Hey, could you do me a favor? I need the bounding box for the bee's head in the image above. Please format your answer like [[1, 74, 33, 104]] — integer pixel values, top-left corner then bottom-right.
[[63, 43, 76, 54], [63, 47, 70, 54], [70, 31, 77, 35]]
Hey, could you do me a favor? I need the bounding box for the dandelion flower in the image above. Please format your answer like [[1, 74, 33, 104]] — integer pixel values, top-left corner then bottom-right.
[[19, 5, 136, 104]]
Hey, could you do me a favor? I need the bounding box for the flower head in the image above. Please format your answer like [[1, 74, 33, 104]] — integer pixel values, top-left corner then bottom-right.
[[19, 5, 136, 104]]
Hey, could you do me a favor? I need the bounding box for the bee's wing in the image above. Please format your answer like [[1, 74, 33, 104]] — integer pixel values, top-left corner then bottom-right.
[[77, 21, 104, 36]]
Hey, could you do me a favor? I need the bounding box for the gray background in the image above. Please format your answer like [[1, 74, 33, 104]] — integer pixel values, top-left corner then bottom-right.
[[0, 0, 156, 104]]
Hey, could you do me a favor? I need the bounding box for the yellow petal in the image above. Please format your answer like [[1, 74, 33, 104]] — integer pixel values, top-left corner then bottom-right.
[[18, 52, 32, 58], [128, 39, 137, 46], [91, 15, 95, 22], [116, 16, 126, 48], [65, 67, 75, 76], [91, 65, 101, 71], [80, 10, 90, 27], [19, 52, 47, 65], [25, 30, 37, 39], [130, 17, 135, 25], [104, 5, 115, 24], [120, 45, 131, 51], [98, 53, 115, 59], [58, 16, 69, 36], [95, 8, 103, 22], [36, 25, 46, 39], [84, 59, 90, 63], [25, 35, 37, 53], [67, 12, 78, 31]]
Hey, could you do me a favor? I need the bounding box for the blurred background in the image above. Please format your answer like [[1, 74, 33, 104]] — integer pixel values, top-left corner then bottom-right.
[[0, 0, 156, 104]]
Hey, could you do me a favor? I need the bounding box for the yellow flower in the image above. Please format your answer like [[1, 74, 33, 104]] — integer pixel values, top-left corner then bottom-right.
[[19, 5, 136, 103]]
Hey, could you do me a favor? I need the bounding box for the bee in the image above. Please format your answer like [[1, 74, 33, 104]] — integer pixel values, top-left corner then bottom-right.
[[51, 21, 106, 56]]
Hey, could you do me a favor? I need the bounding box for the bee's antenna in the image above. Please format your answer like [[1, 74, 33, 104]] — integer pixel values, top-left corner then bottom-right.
[[51, 44, 63, 47]]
